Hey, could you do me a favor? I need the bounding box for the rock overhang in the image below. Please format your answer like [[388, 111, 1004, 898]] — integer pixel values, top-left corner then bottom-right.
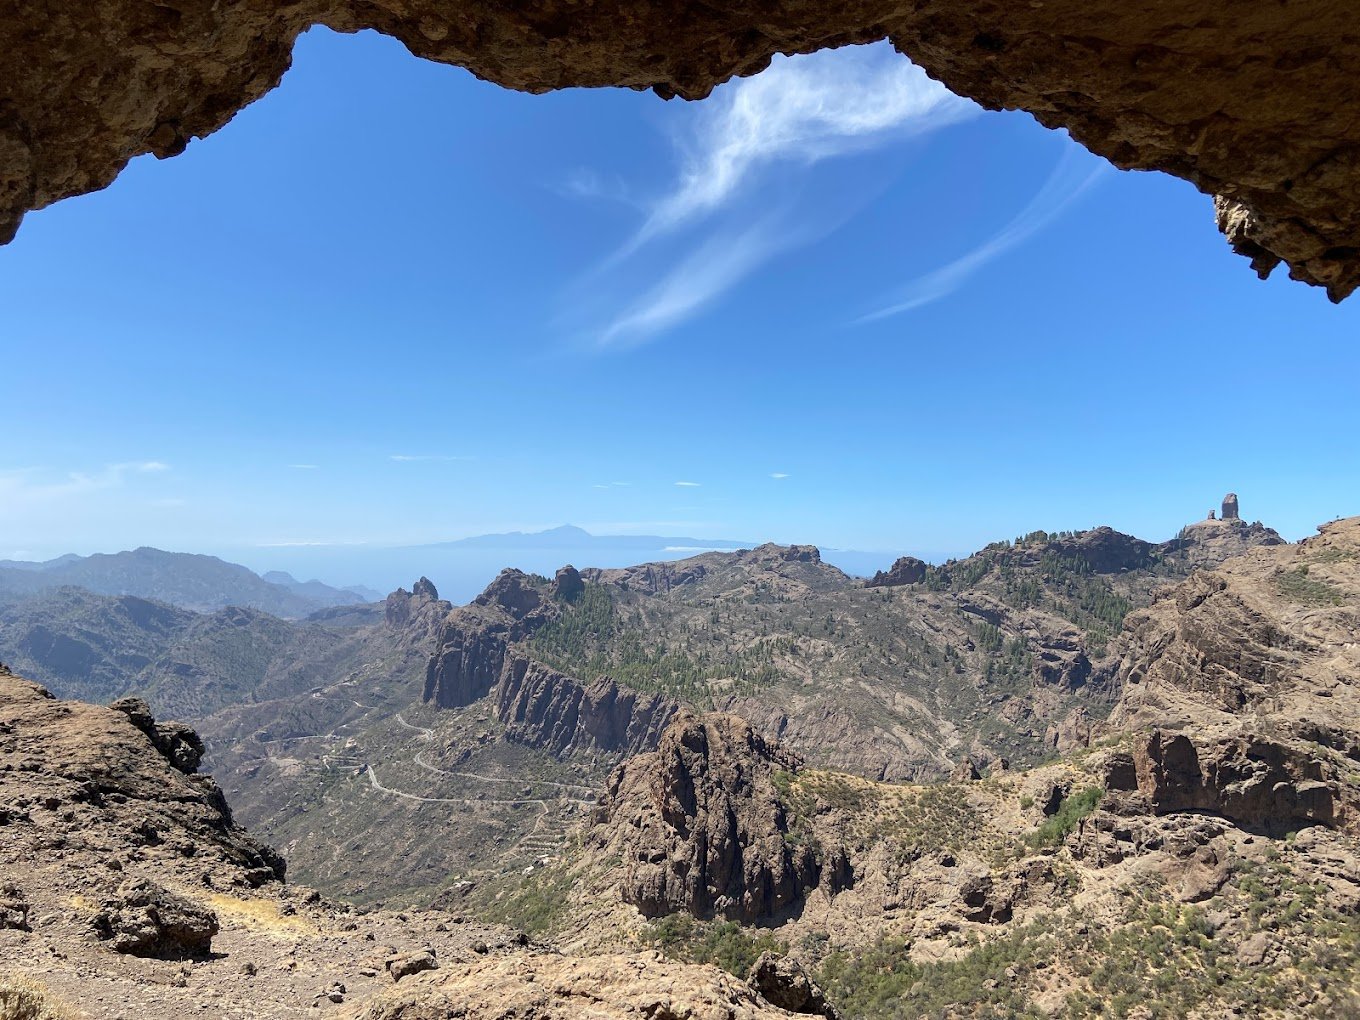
[[1, 0, 1358, 300]]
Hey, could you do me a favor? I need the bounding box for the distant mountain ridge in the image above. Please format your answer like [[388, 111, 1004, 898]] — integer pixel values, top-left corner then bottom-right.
[[0, 547, 374, 617], [425, 524, 753, 552]]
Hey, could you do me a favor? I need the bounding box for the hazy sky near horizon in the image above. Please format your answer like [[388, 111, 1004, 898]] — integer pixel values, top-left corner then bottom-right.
[[2, 29, 1358, 567]]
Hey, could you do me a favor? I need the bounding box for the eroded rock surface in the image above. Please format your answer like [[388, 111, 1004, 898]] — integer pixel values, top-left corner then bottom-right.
[[593, 712, 821, 922], [354, 952, 795, 1020], [1, 1, 1359, 298], [90, 876, 220, 959]]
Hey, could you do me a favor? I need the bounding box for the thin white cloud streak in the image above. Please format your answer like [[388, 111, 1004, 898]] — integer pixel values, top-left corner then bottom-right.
[[581, 44, 977, 349], [289, 463, 319, 470], [631, 46, 977, 251], [389, 454, 471, 463], [597, 218, 788, 348], [557, 168, 639, 209], [674, 481, 702, 488], [856, 147, 1108, 322], [0, 461, 170, 513], [770, 473, 790, 480]]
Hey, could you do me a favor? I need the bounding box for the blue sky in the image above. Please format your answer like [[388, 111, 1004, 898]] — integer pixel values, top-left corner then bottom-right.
[[2, 28, 1358, 574]]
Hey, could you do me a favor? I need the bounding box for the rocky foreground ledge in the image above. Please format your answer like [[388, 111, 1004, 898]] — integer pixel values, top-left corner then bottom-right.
[[0, 668, 805, 1020]]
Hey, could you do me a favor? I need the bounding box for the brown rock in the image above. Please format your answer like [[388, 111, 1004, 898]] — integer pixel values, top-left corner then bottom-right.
[[3, 0, 1360, 299], [90, 877, 219, 959], [866, 557, 927, 588], [355, 952, 795, 1020], [387, 950, 439, 981], [593, 712, 821, 922], [747, 952, 839, 1018]]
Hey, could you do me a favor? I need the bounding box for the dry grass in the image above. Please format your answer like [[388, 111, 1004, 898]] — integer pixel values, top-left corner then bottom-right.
[[0, 975, 80, 1020], [206, 894, 315, 936]]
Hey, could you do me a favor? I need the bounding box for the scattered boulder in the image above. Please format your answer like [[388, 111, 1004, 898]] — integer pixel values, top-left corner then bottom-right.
[[387, 949, 439, 981], [90, 877, 219, 958], [0, 881, 28, 931], [747, 952, 839, 1018]]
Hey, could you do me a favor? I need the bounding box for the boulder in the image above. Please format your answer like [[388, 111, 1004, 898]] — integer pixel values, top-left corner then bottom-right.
[[90, 877, 219, 958], [747, 952, 839, 1018]]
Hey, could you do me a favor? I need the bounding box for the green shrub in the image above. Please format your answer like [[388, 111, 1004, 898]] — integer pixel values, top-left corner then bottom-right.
[[1027, 787, 1102, 848]]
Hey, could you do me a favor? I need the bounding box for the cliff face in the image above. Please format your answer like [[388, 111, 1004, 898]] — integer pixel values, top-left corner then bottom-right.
[[424, 570, 678, 760], [498, 658, 679, 758], [423, 570, 555, 709], [593, 712, 823, 923], [1103, 516, 1360, 835]]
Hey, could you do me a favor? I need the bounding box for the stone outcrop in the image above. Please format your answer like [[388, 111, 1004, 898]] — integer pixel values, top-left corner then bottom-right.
[[0, 668, 285, 887], [1163, 516, 1286, 569], [1222, 492, 1241, 521], [866, 556, 927, 588], [423, 570, 555, 709], [1103, 730, 1348, 834], [109, 696, 205, 774], [592, 712, 822, 923], [90, 877, 220, 959], [497, 659, 679, 758], [553, 565, 585, 602], [4, 1, 1360, 299], [1103, 516, 1360, 834], [1045, 527, 1156, 575], [747, 952, 839, 1018], [354, 952, 798, 1020]]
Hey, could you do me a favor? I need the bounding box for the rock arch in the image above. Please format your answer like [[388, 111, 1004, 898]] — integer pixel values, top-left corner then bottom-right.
[[2, 1, 1358, 299]]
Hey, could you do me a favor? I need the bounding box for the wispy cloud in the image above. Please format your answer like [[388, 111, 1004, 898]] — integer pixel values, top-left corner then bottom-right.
[[770, 472, 790, 480], [631, 45, 976, 250], [557, 168, 638, 209], [0, 461, 171, 512], [389, 454, 471, 463], [599, 216, 790, 348], [856, 145, 1108, 322], [674, 481, 702, 488], [571, 43, 977, 349], [289, 463, 319, 470]]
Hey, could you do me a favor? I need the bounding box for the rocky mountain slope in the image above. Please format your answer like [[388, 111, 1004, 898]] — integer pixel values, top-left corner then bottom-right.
[[0, 667, 805, 1020], [1, 507, 1356, 1017], [514, 516, 1360, 1018], [423, 515, 1284, 783], [0, 506, 1290, 910], [0, 547, 371, 617]]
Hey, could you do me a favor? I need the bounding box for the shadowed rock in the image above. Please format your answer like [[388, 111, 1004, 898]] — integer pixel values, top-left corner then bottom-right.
[[3, 1, 1360, 299]]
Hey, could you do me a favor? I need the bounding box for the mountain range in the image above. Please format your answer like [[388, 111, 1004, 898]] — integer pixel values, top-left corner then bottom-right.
[[0, 547, 379, 617], [2, 502, 1358, 1019]]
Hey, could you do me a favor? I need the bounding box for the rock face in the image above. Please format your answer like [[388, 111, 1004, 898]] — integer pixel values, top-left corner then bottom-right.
[[1105, 516, 1360, 834], [3, 1, 1360, 300], [1047, 527, 1157, 574], [1103, 730, 1347, 834], [423, 570, 554, 709], [109, 696, 205, 774], [90, 877, 220, 959], [354, 952, 797, 1020], [593, 712, 822, 923], [497, 659, 679, 758], [747, 952, 839, 1018], [0, 668, 285, 887], [1222, 492, 1241, 521], [866, 556, 927, 588]]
